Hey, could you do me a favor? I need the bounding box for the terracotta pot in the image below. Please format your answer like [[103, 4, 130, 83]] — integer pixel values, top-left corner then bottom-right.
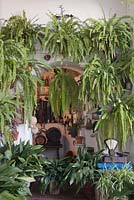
[[75, 136, 84, 144], [82, 182, 95, 200], [12, 131, 19, 141], [35, 135, 47, 145], [27, 65, 32, 72]]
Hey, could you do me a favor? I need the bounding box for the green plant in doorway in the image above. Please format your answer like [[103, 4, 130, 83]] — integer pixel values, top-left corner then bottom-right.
[[40, 158, 68, 194]]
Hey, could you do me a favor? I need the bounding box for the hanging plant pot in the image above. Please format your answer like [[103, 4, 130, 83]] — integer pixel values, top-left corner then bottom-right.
[[35, 135, 47, 145], [27, 65, 32, 72], [12, 131, 19, 141], [76, 136, 84, 144], [10, 82, 15, 89]]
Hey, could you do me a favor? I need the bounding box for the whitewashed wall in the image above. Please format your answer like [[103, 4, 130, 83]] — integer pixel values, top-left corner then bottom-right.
[[0, 0, 131, 23]]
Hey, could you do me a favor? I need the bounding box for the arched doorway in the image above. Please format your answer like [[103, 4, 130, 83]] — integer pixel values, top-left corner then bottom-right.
[[34, 64, 83, 158]]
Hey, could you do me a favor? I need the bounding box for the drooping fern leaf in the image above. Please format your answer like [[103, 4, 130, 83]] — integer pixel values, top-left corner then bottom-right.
[[49, 68, 79, 117]]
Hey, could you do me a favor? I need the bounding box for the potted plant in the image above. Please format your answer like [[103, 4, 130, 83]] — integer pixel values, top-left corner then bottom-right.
[[40, 158, 68, 195], [42, 12, 85, 62], [1, 10, 43, 54], [64, 147, 102, 195], [97, 165, 134, 200], [96, 95, 134, 150], [49, 67, 79, 117]]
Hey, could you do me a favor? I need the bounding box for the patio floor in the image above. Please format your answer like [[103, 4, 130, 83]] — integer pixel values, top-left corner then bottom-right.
[[27, 193, 87, 200], [28, 181, 94, 200]]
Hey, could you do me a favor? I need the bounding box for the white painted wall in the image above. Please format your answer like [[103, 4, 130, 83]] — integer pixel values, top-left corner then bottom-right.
[[0, 0, 128, 24]]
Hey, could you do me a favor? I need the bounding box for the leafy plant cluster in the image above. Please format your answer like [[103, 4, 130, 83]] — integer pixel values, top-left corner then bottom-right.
[[63, 147, 102, 192], [44, 13, 134, 149], [97, 165, 134, 200], [0, 141, 44, 199], [0, 11, 49, 144], [39, 147, 102, 194]]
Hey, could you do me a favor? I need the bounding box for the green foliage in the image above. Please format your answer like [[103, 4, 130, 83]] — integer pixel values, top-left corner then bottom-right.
[[0, 38, 28, 89], [0, 161, 32, 200], [85, 15, 131, 61], [0, 91, 17, 133], [96, 95, 134, 150], [116, 50, 134, 84], [49, 68, 79, 117], [40, 158, 68, 193], [97, 165, 134, 200], [1, 10, 43, 53], [81, 55, 122, 106], [0, 141, 45, 177], [43, 13, 86, 62], [0, 29, 49, 124], [64, 147, 102, 192]]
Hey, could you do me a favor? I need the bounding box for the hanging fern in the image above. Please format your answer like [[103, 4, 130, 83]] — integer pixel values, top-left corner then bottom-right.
[[81, 55, 122, 106], [0, 91, 17, 133], [116, 50, 134, 84], [43, 13, 86, 62], [84, 15, 131, 62], [96, 95, 134, 150], [0, 29, 50, 123], [1, 10, 43, 53], [49, 68, 79, 117]]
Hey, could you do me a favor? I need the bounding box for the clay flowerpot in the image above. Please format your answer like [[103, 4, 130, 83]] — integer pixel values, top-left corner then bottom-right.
[[12, 131, 19, 141], [10, 82, 15, 89], [35, 135, 47, 145], [27, 65, 32, 72], [76, 136, 84, 144]]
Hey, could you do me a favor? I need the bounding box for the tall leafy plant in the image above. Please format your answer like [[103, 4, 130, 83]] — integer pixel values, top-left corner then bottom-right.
[[49, 68, 79, 117], [64, 147, 102, 192]]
